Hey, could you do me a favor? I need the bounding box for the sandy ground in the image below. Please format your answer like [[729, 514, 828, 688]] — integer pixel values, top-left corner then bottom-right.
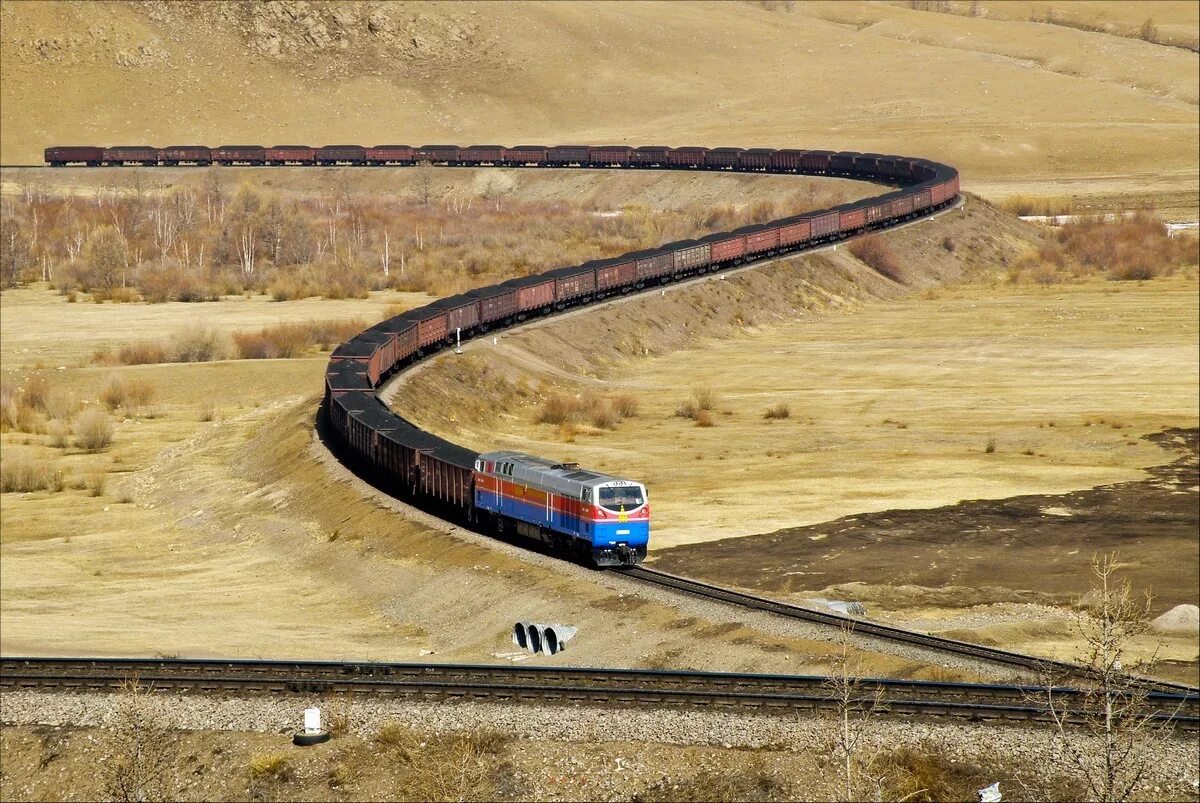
[[1, 1, 1196, 212]]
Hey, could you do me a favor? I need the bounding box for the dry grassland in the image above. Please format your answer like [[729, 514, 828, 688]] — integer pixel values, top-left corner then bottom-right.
[[1, 1, 1196, 213], [403, 276, 1199, 551]]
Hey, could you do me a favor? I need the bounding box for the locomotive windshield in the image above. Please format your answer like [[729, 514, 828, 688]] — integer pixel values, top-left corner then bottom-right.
[[598, 485, 645, 512]]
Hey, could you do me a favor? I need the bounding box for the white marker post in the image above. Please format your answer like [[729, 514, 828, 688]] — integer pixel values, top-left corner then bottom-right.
[[455, 327, 462, 354]]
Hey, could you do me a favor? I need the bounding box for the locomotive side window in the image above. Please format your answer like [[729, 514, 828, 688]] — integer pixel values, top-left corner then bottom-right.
[[598, 486, 644, 511]]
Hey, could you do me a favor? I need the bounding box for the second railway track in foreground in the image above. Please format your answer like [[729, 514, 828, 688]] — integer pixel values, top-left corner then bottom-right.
[[2, 657, 1196, 731]]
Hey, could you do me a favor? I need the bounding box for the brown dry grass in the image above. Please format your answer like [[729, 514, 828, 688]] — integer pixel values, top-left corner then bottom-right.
[[73, 409, 113, 452], [849, 234, 908, 284], [534, 391, 639, 434], [0, 452, 64, 493], [1008, 215, 1199, 284], [764, 403, 791, 420], [99, 375, 156, 412]]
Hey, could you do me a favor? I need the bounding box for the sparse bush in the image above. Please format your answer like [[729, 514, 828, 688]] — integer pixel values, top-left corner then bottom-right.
[[170, 326, 225, 362], [47, 419, 71, 448], [19, 373, 51, 412], [985, 437, 997, 454], [590, 402, 618, 429], [1, 454, 65, 493], [86, 473, 107, 497], [117, 340, 168, 366], [198, 402, 215, 422], [764, 402, 791, 420], [99, 375, 157, 413], [849, 234, 909, 284], [75, 409, 114, 451], [940, 236, 956, 252], [611, 392, 639, 418], [676, 387, 720, 419], [694, 409, 715, 427], [231, 319, 366, 359], [536, 393, 581, 425]]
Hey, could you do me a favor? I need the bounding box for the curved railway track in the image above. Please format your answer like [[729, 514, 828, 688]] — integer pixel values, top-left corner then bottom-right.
[[2, 657, 1195, 730]]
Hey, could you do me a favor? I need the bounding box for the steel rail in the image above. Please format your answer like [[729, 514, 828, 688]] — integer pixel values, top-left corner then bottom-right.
[[2, 657, 1194, 730], [618, 566, 1199, 697]]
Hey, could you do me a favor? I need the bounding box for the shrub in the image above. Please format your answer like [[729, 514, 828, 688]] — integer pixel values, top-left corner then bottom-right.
[[536, 393, 580, 425], [676, 387, 720, 419], [198, 402, 215, 422], [75, 409, 114, 451], [86, 473, 107, 497], [117, 341, 168, 365], [985, 437, 997, 454], [590, 402, 618, 429], [849, 234, 909, 284], [48, 419, 71, 448], [1, 454, 65, 493], [99, 375, 157, 412], [19, 373, 51, 411], [764, 403, 791, 420], [170, 326, 225, 362], [611, 393, 639, 419], [694, 409, 715, 427]]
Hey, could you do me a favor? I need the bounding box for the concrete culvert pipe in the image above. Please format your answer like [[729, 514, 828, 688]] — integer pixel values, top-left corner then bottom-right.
[[513, 622, 529, 650], [527, 624, 542, 654]]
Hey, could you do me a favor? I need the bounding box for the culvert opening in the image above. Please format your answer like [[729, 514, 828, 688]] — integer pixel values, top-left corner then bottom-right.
[[513, 623, 528, 650], [527, 625, 542, 654], [545, 628, 559, 655]]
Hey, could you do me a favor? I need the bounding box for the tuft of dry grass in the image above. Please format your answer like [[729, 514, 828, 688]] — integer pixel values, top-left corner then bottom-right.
[[985, 437, 997, 454], [536, 393, 580, 425], [763, 402, 791, 420], [99, 375, 157, 413], [1, 453, 65, 493], [47, 419, 71, 448], [693, 409, 715, 428], [676, 386, 720, 419], [589, 401, 618, 429], [86, 473, 107, 497], [611, 392, 640, 418], [74, 409, 114, 451], [1007, 215, 1199, 284], [247, 753, 291, 781], [232, 319, 366, 359], [849, 234, 909, 284]]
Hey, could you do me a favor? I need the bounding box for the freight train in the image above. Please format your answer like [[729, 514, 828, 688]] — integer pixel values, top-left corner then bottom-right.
[[47, 142, 959, 566]]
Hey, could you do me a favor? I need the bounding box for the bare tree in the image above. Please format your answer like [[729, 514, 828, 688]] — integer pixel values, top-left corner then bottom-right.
[[102, 678, 174, 802], [1044, 553, 1176, 802], [84, 224, 128, 293], [824, 623, 888, 801], [414, 160, 437, 206]]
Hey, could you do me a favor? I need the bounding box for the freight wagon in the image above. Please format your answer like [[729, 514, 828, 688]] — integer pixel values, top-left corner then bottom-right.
[[212, 145, 266, 165], [547, 145, 590, 166], [366, 145, 413, 165], [316, 145, 366, 165], [632, 146, 670, 167], [160, 145, 212, 165], [44, 146, 104, 166], [706, 147, 743, 169], [740, 148, 775, 171], [415, 145, 460, 164], [461, 145, 505, 165], [549, 264, 597, 302], [667, 240, 711, 272], [267, 145, 316, 165], [668, 147, 708, 168], [589, 146, 632, 166], [468, 285, 519, 325], [593, 257, 637, 293], [630, 249, 674, 282], [702, 232, 746, 264], [104, 146, 158, 166], [503, 146, 547, 166]]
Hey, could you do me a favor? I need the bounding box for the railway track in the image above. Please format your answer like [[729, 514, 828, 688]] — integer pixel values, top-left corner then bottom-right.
[[619, 566, 1199, 697], [3, 657, 1195, 730]]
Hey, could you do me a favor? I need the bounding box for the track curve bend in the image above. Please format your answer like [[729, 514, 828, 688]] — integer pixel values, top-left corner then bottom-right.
[[322, 146, 960, 555]]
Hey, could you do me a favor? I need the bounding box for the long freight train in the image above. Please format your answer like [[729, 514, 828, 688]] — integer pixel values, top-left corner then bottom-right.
[[46, 143, 959, 565]]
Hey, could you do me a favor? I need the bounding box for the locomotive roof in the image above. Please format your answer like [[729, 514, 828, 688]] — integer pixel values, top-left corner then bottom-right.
[[479, 450, 641, 495]]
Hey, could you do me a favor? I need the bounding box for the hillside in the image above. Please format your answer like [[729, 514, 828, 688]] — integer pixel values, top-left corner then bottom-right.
[[2, 0, 1197, 213]]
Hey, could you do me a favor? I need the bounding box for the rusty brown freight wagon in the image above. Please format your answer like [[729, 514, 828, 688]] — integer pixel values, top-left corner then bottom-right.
[[365, 145, 413, 165], [668, 147, 708, 167], [212, 145, 266, 165], [160, 145, 211, 165], [316, 145, 366, 165], [267, 145, 316, 165], [44, 146, 103, 166], [594, 258, 637, 292], [103, 146, 158, 165]]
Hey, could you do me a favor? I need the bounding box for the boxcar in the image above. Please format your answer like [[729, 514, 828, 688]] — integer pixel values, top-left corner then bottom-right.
[[837, 203, 867, 232], [593, 257, 637, 292], [415, 145, 460, 164], [589, 146, 632, 166], [365, 145, 412, 165], [45, 146, 104, 166], [503, 146, 547, 166], [630, 248, 673, 281], [416, 309, 449, 348], [316, 145, 366, 165], [468, 286, 519, 325], [706, 147, 743, 169], [777, 216, 812, 247], [740, 148, 775, 170], [549, 264, 597, 301], [104, 146, 158, 165], [160, 145, 211, 165], [267, 145, 316, 165], [702, 232, 746, 264], [547, 145, 589, 165], [632, 146, 670, 167], [736, 223, 780, 255], [771, 149, 806, 172], [802, 150, 834, 173], [461, 145, 504, 165], [667, 147, 708, 167], [667, 239, 711, 272], [213, 145, 266, 165], [809, 210, 840, 238]]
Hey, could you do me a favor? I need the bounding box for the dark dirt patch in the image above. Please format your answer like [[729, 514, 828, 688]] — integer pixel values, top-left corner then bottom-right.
[[654, 429, 1199, 614]]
